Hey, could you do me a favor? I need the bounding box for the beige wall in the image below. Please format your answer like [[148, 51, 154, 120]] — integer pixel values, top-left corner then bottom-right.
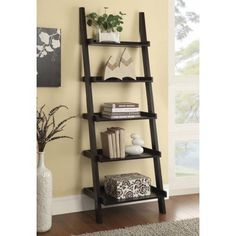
[[37, 0, 168, 197]]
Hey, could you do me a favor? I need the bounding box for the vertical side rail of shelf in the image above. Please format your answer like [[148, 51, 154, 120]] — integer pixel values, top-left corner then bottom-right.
[[139, 12, 166, 214], [79, 7, 103, 223]]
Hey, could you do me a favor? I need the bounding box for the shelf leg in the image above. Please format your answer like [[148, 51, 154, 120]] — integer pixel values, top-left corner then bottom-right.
[[158, 197, 166, 214], [91, 159, 103, 223], [153, 155, 166, 214], [95, 205, 103, 224], [80, 7, 104, 224], [139, 11, 167, 215]]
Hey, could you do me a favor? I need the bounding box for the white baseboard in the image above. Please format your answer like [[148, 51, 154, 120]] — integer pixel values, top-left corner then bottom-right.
[[169, 187, 199, 196], [52, 184, 169, 216]]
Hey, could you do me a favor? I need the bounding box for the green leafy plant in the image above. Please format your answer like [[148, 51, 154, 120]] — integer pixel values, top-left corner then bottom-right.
[[37, 105, 76, 152], [86, 7, 126, 32]]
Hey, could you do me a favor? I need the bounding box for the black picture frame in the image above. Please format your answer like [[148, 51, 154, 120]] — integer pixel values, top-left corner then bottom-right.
[[37, 27, 61, 87]]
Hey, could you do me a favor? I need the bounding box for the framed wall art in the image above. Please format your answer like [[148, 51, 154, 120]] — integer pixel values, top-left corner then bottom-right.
[[37, 27, 61, 87]]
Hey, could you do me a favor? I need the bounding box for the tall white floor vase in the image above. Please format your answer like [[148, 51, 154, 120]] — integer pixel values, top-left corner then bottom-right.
[[37, 152, 52, 232]]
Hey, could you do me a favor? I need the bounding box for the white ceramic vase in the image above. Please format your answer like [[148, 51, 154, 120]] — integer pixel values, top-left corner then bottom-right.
[[98, 29, 120, 43], [37, 152, 52, 232]]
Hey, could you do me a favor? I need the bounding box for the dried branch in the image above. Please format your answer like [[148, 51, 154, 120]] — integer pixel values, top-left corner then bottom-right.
[[37, 105, 77, 152], [49, 105, 68, 116], [47, 135, 73, 143]]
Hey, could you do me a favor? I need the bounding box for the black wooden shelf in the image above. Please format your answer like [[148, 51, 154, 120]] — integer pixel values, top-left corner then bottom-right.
[[83, 185, 167, 206], [87, 39, 150, 47], [82, 147, 161, 162], [82, 76, 153, 83], [79, 7, 166, 223], [82, 112, 157, 122]]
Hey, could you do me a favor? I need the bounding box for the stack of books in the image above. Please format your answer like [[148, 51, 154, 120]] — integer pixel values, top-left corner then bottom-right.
[[100, 127, 125, 159], [102, 102, 140, 119]]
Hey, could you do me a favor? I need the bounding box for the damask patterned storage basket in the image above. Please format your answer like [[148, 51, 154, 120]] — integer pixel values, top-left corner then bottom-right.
[[104, 173, 151, 200]]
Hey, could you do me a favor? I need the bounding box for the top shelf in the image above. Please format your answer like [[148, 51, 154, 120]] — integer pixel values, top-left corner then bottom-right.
[[87, 39, 150, 47]]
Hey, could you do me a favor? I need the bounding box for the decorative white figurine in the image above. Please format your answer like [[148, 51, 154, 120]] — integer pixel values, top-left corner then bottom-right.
[[104, 48, 136, 80], [125, 133, 144, 155]]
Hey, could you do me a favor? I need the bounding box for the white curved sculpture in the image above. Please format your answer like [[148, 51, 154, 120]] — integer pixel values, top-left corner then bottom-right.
[[130, 133, 140, 139], [125, 145, 144, 155], [132, 138, 144, 146], [125, 133, 144, 155], [37, 152, 52, 232]]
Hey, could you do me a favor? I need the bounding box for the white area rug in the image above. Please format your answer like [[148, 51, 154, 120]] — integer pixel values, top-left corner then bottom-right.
[[73, 218, 199, 236]]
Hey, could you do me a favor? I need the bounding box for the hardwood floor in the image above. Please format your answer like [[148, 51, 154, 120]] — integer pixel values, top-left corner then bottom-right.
[[38, 194, 199, 236]]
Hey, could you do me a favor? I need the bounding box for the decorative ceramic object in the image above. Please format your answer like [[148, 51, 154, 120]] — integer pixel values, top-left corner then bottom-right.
[[98, 29, 120, 43], [125, 145, 144, 155], [37, 152, 52, 232], [119, 49, 136, 79], [37, 105, 76, 232], [132, 138, 144, 146], [130, 134, 140, 139], [125, 133, 144, 155], [104, 48, 136, 80], [104, 56, 122, 80]]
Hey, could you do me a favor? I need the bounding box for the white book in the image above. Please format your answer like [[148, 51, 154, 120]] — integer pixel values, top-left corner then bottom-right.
[[108, 128, 120, 158], [111, 127, 125, 158], [102, 114, 141, 119], [104, 102, 139, 108], [110, 132, 117, 158], [103, 107, 140, 112], [100, 132, 114, 158], [119, 128, 125, 158]]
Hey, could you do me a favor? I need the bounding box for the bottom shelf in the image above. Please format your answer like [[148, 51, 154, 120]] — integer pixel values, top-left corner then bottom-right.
[[83, 185, 167, 206]]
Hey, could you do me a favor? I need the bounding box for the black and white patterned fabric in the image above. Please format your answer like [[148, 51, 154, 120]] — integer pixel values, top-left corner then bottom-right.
[[104, 173, 151, 199]]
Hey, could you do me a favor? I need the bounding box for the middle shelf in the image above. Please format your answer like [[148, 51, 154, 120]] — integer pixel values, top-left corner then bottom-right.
[[82, 112, 157, 122], [82, 76, 153, 83], [82, 147, 161, 162]]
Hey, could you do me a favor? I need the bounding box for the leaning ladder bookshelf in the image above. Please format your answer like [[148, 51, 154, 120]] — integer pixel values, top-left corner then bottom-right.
[[79, 7, 166, 223]]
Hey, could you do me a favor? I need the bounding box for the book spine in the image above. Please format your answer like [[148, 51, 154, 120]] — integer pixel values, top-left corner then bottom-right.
[[104, 103, 139, 108], [115, 130, 120, 158], [107, 133, 114, 158], [119, 129, 125, 158], [102, 114, 141, 119], [111, 132, 117, 158], [101, 132, 113, 158], [103, 107, 140, 112], [102, 111, 140, 116]]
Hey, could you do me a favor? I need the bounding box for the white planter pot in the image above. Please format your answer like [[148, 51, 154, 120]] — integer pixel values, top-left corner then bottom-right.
[[37, 152, 52, 233], [98, 29, 120, 43]]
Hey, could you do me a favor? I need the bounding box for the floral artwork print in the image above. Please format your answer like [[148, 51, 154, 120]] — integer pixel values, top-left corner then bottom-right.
[[37, 27, 61, 87]]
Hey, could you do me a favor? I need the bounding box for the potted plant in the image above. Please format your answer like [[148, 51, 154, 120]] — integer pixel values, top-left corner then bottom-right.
[[37, 105, 76, 232], [86, 7, 126, 43]]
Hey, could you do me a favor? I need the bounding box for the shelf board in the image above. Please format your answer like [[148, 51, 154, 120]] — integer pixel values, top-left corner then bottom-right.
[[82, 112, 157, 122], [82, 147, 161, 162], [82, 76, 153, 83], [87, 39, 150, 47], [83, 185, 167, 206]]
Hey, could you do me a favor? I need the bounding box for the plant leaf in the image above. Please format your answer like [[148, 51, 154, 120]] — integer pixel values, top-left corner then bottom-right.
[[116, 26, 123, 32], [87, 19, 93, 26]]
